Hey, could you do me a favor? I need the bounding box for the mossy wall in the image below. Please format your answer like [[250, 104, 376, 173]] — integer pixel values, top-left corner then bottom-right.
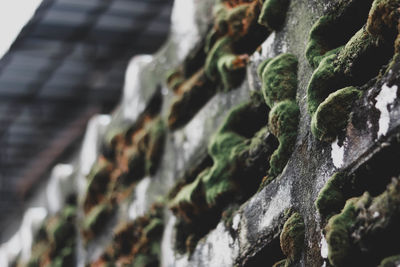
[[5, 0, 400, 266]]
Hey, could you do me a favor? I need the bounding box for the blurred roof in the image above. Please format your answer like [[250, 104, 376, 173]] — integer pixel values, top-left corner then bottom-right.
[[0, 0, 173, 227]]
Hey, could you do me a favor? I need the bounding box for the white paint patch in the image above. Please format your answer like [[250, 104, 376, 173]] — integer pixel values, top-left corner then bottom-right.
[[232, 214, 241, 231], [128, 177, 151, 220], [46, 164, 74, 214], [170, 0, 199, 61], [280, 40, 288, 53], [0, 207, 47, 265], [123, 55, 153, 120], [161, 215, 189, 267], [20, 208, 47, 261], [259, 181, 292, 230], [198, 222, 239, 267], [181, 115, 205, 161], [78, 115, 111, 197], [320, 232, 329, 259], [331, 138, 345, 168], [262, 32, 276, 58], [375, 83, 398, 137], [79, 115, 111, 176], [171, 0, 197, 37]]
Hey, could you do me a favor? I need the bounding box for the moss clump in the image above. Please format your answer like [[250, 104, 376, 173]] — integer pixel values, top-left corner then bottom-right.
[[142, 117, 166, 175], [203, 0, 271, 90], [258, 0, 290, 30], [272, 259, 287, 267], [306, 53, 345, 116], [82, 203, 114, 241], [268, 100, 299, 177], [379, 255, 400, 267], [323, 177, 400, 266], [167, 69, 217, 130], [325, 196, 363, 266], [165, 69, 184, 92], [311, 87, 362, 142], [169, 93, 276, 251], [258, 54, 298, 107], [126, 116, 166, 182], [170, 93, 269, 216], [280, 212, 305, 265], [315, 172, 348, 220], [306, 29, 388, 141], [24, 204, 77, 267], [83, 159, 113, 212], [258, 54, 299, 178], [204, 36, 248, 90], [305, 0, 374, 68], [367, 0, 400, 39], [91, 204, 164, 267], [305, 0, 398, 142]]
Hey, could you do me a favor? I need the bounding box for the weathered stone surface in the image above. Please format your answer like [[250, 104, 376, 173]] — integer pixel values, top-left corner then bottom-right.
[[4, 0, 400, 267]]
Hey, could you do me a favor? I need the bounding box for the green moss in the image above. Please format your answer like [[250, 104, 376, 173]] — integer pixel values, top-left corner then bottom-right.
[[311, 86, 361, 142], [126, 117, 166, 182], [315, 172, 348, 220], [83, 203, 113, 239], [280, 212, 305, 264], [268, 100, 299, 177], [49, 219, 74, 247], [143, 218, 163, 238], [170, 95, 270, 221], [306, 53, 345, 116], [258, 0, 290, 30], [144, 117, 166, 175], [306, 0, 399, 141], [335, 27, 394, 85], [379, 255, 400, 267], [305, 15, 344, 69], [272, 259, 287, 267], [214, 3, 249, 35], [52, 247, 75, 267], [367, 0, 400, 38], [167, 69, 216, 130], [101, 204, 164, 266], [258, 53, 298, 107], [257, 54, 299, 178], [325, 198, 358, 266], [204, 36, 247, 90], [307, 26, 392, 141], [83, 160, 113, 212], [335, 28, 380, 77], [305, 0, 374, 68], [325, 193, 371, 266], [165, 69, 184, 92], [256, 58, 272, 78], [25, 205, 77, 267]]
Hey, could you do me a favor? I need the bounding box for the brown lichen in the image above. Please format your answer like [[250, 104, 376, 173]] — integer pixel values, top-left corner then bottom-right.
[[89, 204, 164, 267], [24, 203, 77, 267], [167, 68, 217, 130]]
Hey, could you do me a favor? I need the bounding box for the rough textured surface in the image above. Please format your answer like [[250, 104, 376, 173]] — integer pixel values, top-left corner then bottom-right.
[[4, 0, 400, 267]]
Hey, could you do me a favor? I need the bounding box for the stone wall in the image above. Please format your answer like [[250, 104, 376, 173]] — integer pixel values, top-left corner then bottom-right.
[[2, 0, 400, 266]]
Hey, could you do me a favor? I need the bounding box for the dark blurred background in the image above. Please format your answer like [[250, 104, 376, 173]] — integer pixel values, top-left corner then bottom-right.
[[0, 0, 173, 240]]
